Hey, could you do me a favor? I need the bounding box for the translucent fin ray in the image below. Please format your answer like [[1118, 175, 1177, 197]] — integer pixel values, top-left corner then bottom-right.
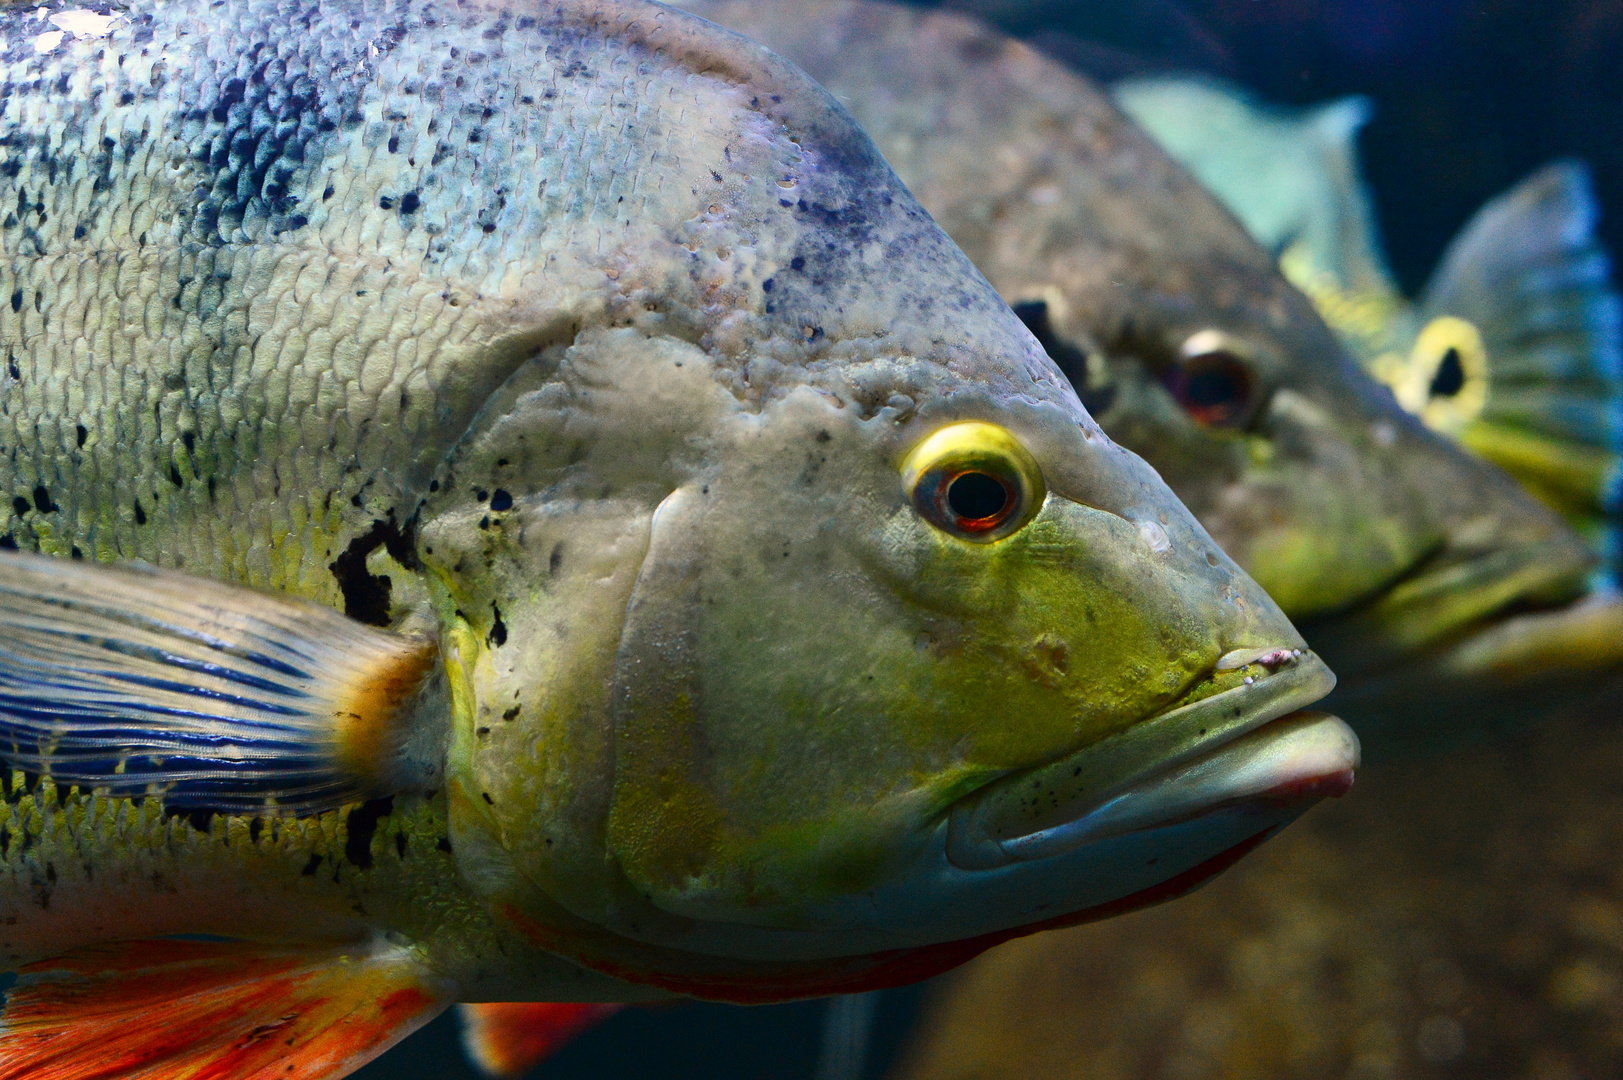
[[0, 938, 449, 1080], [458, 1002, 622, 1077], [0, 550, 440, 814]]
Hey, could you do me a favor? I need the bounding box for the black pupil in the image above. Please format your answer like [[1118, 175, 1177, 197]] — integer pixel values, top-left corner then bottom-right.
[[1429, 347, 1465, 398], [947, 472, 1010, 521], [1183, 362, 1243, 407]]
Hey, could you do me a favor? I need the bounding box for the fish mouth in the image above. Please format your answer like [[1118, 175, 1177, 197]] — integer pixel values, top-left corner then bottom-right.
[[1304, 538, 1595, 680], [1322, 585, 1623, 741], [947, 650, 1353, 870]]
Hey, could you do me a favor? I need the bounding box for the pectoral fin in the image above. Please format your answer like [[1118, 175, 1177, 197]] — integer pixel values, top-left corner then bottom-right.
[[0, 549, 444, 814], [0, 938, 450, 1080], [458, 1002, 622, 1077]]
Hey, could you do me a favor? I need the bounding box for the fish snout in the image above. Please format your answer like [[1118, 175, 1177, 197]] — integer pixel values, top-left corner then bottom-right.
[[946, 651, 1348, 870]]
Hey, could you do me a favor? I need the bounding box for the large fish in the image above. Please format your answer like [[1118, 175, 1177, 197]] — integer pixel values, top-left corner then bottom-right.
[[0, 0, 1352, 1076], [450, 3, 1623, 1073], [677, 0, 1623, 744], [1115, 76, 1623, 558]]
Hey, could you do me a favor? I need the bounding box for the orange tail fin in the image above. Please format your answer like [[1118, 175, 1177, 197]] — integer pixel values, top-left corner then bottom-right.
[[0, 937, 449, 1080], [459, 1002, 623, 1077]]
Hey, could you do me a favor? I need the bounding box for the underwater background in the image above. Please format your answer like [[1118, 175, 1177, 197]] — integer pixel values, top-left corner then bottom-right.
[[357, 1, 1623, 1077]]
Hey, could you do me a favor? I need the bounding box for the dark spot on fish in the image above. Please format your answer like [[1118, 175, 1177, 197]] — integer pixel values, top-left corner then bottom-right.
[[31, 487, 53, 513], [400, 190, 420, 213], [7, 359, 18, 380], [73, 224, 86, 240], [0, 536, 14, 551], [482, 792, 495, 805], [1013, 300, 1117, 415], [207, 477, 217, 502], [301, 853, 323, 876], [548, 543, 563, 577], [387, 135, 400, 154], [70, 546, 82, 561], [476, 727, 490, 738], [9, 291, 19, 313], [482, 222, 496, 233], [75, 425, 87, 448], [0, 827, 9, 858], [816, 430, 831, 443], [378, 195, 395, 210], [322, 185, 335, 201], [329, 516, 417, 626], [169, 465, 183, 488], [344, 796, 393, 870], [181, 431, 195, 454], [436, 836, 453, 854], [395, 832, 408, 859], [489, 489, 512, 512], [249, 817, 263, 844], [790, 256, 805, 271], [475, 489, 489, 502], [762, 278, 774, 293], [11, 497, 27, 518], [488, 602, 507, 647], [503, 705, 521, 721]]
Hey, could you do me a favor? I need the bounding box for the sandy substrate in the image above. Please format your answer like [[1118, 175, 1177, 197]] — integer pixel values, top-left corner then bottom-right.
[[891, 704, 1623, 1080]]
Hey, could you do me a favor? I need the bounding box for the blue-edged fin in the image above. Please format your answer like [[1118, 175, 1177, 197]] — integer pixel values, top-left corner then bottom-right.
[[1415, 161, 1623, 529], [0, 549, 444, 814], [0, 937, 450, 1080]]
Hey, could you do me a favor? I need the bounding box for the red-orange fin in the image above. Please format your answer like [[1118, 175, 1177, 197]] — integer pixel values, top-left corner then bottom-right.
[[0, 937, 450, 1080], [458, 1002, 623, 1078]]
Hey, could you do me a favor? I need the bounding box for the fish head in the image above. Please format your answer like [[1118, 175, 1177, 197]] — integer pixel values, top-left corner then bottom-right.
[[402, 1, 1349, 997], [921, 47, 1620, 747], [1000, 232, 1455, 624]]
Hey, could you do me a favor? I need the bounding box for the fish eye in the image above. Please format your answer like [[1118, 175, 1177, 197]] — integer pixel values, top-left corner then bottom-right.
[[901, 422, 1045, 542], [1164, 330, 1258, 429], [1406, 316, 1488, 433]]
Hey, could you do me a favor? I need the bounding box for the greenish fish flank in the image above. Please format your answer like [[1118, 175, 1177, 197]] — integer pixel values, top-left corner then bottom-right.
[[0, 0, 1352, 1074], [682, 0, 1623, 747], [1115, 76, 1623, 563]]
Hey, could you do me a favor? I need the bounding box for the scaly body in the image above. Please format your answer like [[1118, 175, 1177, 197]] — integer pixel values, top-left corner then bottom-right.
[[0, 2, 1356, 1075]]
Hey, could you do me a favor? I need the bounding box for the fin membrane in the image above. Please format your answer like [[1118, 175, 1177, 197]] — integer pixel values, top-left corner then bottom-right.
[[459, 1002, 622, 1078], [0, 550, 439, 814], [0, 938, 449, 1080]]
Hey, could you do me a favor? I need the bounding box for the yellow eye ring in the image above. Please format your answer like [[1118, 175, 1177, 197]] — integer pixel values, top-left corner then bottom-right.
[[1403, 316, 1488, 433], [901, 423, 1046, 542]]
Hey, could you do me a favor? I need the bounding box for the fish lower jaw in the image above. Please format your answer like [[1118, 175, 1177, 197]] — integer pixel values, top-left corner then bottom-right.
[[991, 712, 1356, 863], [945, 651, 1350, 872]]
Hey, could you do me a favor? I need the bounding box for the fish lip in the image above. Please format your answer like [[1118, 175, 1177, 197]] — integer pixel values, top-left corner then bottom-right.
[[946, 650, 1339, 870], [1304, 537, 1592, 678], [1333, 585, 1623, 705]]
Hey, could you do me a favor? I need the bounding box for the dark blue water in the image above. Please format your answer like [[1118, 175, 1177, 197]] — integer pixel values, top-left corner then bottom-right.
[[354, 985, 928, 1080]]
